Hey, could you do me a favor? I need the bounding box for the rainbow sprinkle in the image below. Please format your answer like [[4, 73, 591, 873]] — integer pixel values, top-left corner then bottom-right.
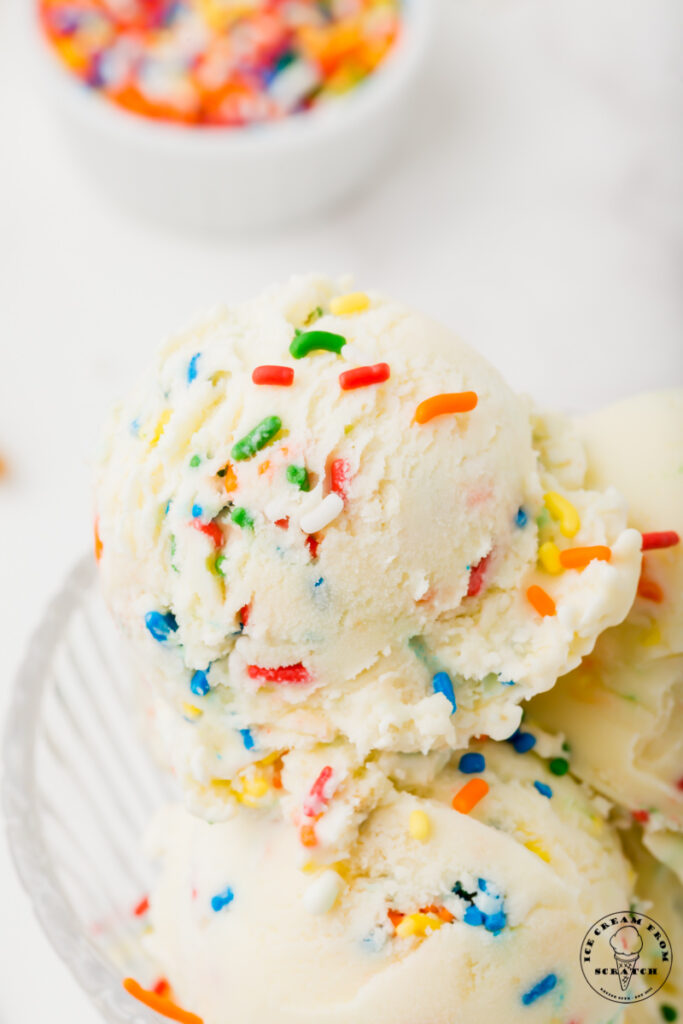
[[521, 973, 557, 1005], [231, 416, 282, 461], [40, 0, 401, 128], [210, 886, 235, 912], [289, 329, 346, 359]]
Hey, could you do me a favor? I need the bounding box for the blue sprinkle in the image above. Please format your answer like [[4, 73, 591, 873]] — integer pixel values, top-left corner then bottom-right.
[[478, 878, 488, 892], [521, 973, 557, 1005], [144, 610, 178, 642], [463, 905, 484, 927], [239, 728, 255, 751], [192, 504, 203, 519], [509, 730, 536, 754], [432, 672, 456, 713], [190, 670, 210, 697], [500, 679, 516, 686], [484, 910, 507, 933], [210, 886, 234, 913], [130, 418, 140, 436], [459, 752, 485, 774], [314, 577, 324, 588], [515, 506, 528, 527], [164, 500, 171, 515], [187, 352, 201, 383], [533, 780, 553, 798]]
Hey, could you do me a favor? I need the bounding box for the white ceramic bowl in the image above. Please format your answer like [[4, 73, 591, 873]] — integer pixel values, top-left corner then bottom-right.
[[2, 556, 173, 1023], [34, 1, 435, 232]]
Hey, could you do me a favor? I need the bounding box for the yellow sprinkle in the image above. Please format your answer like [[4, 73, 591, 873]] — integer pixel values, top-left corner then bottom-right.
[[408, 810, 431, 842], [544, 491, 580, 538], [242, 774, 269, 799], [396, 913, 443, 939], [181, 702, 203, 721], [255, 750, 285, 768], [302, 859, 350, 879], [330, 292, 370, 316], [640, 623, 661, 647], [525, 839, 551, 862], [141, 408, 172, 446], [538, 541, 563, 574]]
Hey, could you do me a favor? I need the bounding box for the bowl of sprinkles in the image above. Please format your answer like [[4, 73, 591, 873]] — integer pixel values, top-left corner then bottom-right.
[[36, 0, 433, 230]]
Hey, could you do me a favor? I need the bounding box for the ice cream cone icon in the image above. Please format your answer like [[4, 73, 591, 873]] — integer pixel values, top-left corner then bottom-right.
[[610, 926, 643, 991]]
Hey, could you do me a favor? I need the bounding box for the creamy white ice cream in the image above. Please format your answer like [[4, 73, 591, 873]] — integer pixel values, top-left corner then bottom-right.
[[95, 275, 641, 819]]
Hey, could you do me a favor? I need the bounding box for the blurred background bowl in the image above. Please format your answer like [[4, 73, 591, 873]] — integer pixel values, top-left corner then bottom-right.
[[34, 0, 435, 233]]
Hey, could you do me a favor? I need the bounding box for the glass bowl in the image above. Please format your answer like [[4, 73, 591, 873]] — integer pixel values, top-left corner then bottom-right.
[[2, 555, 174, 1023]]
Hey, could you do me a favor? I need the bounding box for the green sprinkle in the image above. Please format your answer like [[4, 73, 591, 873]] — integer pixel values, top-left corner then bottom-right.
[[549, 757, 569, 776], [190, 454, 201, 467], [231, 416, 282, 461], [289, 329, 346, 360], [215, 554, 227, 576], [661, 1008, 678, 1023], [231, 507, 254, 531], [305, 306, 324, 325], [286, 464, 310, 491], [536, 508, 550, 529], [170, 535, 179, 573], [561, 740, 571, 753]]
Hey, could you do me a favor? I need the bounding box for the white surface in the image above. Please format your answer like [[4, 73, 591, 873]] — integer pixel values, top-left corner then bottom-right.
[[0, 0, 681, 1021]]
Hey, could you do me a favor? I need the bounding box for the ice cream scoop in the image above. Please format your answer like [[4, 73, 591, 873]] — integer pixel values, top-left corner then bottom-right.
[[528, 390, 683, 878], [95, 275, 641, 820], [142, 739, 634, 1024]]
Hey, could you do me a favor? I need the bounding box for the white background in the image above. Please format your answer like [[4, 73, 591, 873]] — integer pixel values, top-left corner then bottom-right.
[[0, 0, 681, 1020]]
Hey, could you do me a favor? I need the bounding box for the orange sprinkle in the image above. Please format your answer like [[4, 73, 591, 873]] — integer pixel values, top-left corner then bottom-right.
[[94, 518, 103, 562], [421, 904, 455, 924], [415, 392, 478, 424], [300, 823, 317, 847], [123, 978, 203, 1024], [526, 584, 556, 617], [559, 545, 611, 570], [222, 463, 238, 492], [387, 909, 405, 929], [452, 777, 489, 814], [258, 460, 271, 475], [638, 577, 663, 603]]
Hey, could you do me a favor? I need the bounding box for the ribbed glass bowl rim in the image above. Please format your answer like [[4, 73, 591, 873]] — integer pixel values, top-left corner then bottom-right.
[[2, 555, 162, 1023]]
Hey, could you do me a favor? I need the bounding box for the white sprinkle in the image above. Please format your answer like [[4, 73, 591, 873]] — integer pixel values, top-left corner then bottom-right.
[[300, 492, 344, 534], [303, 870, 344, 915]]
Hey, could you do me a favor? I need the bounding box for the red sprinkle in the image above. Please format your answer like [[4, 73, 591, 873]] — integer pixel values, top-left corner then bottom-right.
[[304, 766, 333, 817], [676, 778, 683, 792], [153, 979, 171, 997], [638, 578, 663, 603], [252, 365, 294, 387], [192, 519, 224, 548], [641, 531, 679, 551], [330, 458, 350, 501], [274, 517, 290, 529], [632, 809, 650, 824], [387, 909, 405, 929], [306, 534, 321, 559], [133, 896, 149, 917], [247, 663, 310, 684], [467, 553, 491, 597], [339, 362, 390, 391], [239, 603, 250, 627]]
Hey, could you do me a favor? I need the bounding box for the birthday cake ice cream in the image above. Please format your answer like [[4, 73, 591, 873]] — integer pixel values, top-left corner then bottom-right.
[[143, 739, 634, 1024], [529, 390, 683, 878], [94, 275, 642, 825]]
